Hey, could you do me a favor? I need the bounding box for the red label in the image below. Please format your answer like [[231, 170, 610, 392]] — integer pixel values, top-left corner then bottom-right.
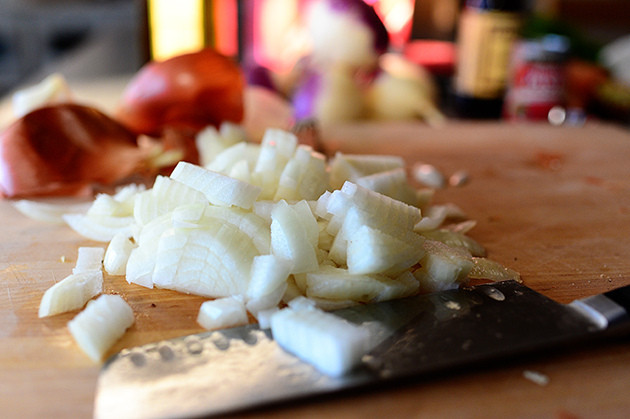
[[505, 61, 565, 120]]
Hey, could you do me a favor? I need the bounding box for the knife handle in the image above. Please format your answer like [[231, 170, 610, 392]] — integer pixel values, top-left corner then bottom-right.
[[570, 285, 630, 334], [604, 285, 630, 316]]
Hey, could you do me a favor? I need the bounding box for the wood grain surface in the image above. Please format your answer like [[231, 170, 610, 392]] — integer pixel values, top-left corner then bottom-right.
[[2, 120, 630, 418]]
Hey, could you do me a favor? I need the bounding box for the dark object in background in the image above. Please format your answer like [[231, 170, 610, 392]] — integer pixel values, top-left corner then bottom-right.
[[0, 1, 143, 96], [48, 27, 90, 58], [591, 80, 630, 126], [452, 0, 528, 119]]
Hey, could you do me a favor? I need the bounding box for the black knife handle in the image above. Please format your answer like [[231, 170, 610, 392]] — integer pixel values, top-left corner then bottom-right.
[[571, 285, 630, 334], [605, 285, 630, 314]]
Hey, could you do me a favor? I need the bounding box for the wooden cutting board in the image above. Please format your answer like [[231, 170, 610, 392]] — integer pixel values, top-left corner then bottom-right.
[[2, 120, 630, 418]]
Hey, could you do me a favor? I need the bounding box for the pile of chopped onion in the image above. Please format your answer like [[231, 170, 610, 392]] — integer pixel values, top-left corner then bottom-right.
[[29, 123, 519, 373]]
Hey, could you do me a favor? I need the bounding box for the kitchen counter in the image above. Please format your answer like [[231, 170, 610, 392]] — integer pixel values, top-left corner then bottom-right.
[[2, 109, 630, 416]]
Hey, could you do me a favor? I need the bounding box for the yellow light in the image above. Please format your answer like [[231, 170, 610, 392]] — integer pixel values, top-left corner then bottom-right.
[[380, 0, 414, 33], [370, 0, 415, 50], [255, 0, 310, 73], [148, 0, 205, 61]]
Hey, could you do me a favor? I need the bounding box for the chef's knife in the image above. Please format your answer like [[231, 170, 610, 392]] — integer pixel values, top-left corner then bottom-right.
[[94, 280, 630, 419]]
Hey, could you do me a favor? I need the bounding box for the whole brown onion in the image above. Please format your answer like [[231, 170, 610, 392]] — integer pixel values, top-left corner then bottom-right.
[[0, 104, 145, 198], [116, 48, 245, 138]]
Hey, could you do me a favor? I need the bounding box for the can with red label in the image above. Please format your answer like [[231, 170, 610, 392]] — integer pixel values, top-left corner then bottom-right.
[[504, 35, 570, 121]]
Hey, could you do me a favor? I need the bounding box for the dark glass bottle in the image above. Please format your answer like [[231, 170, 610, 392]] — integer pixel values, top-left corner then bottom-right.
[[452, 0, 527, 119]]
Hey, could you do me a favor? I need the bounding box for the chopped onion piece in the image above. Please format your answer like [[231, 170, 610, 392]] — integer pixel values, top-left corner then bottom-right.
[[197, 296, 248, 330], [254, 307, 279, 329], [287, 295, 318, 311], [329, 152, 404, 190], [523, 369, 550, 386], [104, 232, 135, 276], [63, 213, 134, 242], [413, 240, 474, 293], [247, 255, 291, 300], [38, 270, 103, 318], [170, 161, 261, 209], [338, 181, 422, 231], [356, 168, 422, 207], [306, 265, 419, 303], [245, 282, 287, 317], [73, 247, 105, 274], [39, 246, 108, 318], [68, 294, 134, 361], [202, 205, 271, 254], [414, 204, 467, 232], [270, 306, 370, 377], [196, 123, 247, 166], [449, 170, 470, 187], [270, 200, 319, 274], [152, 223, 258, 298], [134, 175, 207, 226], [274, 145, 328, 201], [421, 228, 486, 257], [11, 199, 91, 224], [125, 246, 156, 289], [346, 225, 425, 275], [469, 257, 522, 282], [413, 163, 446, 189]]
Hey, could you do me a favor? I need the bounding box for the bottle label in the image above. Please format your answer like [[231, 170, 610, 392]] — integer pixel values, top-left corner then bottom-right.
[[455, 9, 522, 99], [505, 62, 565, 120]]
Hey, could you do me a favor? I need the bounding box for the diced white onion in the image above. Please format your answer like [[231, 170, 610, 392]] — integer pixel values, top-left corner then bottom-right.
[[27, 126, 519, 375], [11, 199, 91, 224], [413, 163, 446, 189], [63, 213, 134, 242], [197, 296, 248, 330], [73, 247, 105, 274], [68, 294, 134, 361], [104, 232, 135, 276], [270, 306, 370, 377], [38, 270, 103, 318]]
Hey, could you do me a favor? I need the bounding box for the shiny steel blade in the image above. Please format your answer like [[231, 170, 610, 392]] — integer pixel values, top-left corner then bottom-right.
[[94, 281, 608, 419]]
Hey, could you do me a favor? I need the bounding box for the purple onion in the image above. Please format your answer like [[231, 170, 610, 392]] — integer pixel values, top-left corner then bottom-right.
[[243, 64, 277, 92], [292, 70, 323, 120], [326, 0, 389, 55], [306, 0, 390, 70]]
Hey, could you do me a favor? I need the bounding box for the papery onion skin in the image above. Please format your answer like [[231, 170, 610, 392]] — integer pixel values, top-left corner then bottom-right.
[[116, 48, 245, 138], [0, 104, 144, 198]]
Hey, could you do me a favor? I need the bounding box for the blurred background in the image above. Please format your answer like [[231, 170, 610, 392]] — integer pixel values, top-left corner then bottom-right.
[[1, 0, 629, 121], [0, 0, 146, 93]]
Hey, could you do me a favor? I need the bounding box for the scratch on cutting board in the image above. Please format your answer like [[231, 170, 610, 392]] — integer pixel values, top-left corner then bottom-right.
[[5, 285, 14, 311], [1, 287, 18, 338], [0, 264, 28, 276], [0, 265, 25, 314]]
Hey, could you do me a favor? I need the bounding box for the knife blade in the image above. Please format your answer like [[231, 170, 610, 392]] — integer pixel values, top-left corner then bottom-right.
[[94, 280, 630, 419]]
